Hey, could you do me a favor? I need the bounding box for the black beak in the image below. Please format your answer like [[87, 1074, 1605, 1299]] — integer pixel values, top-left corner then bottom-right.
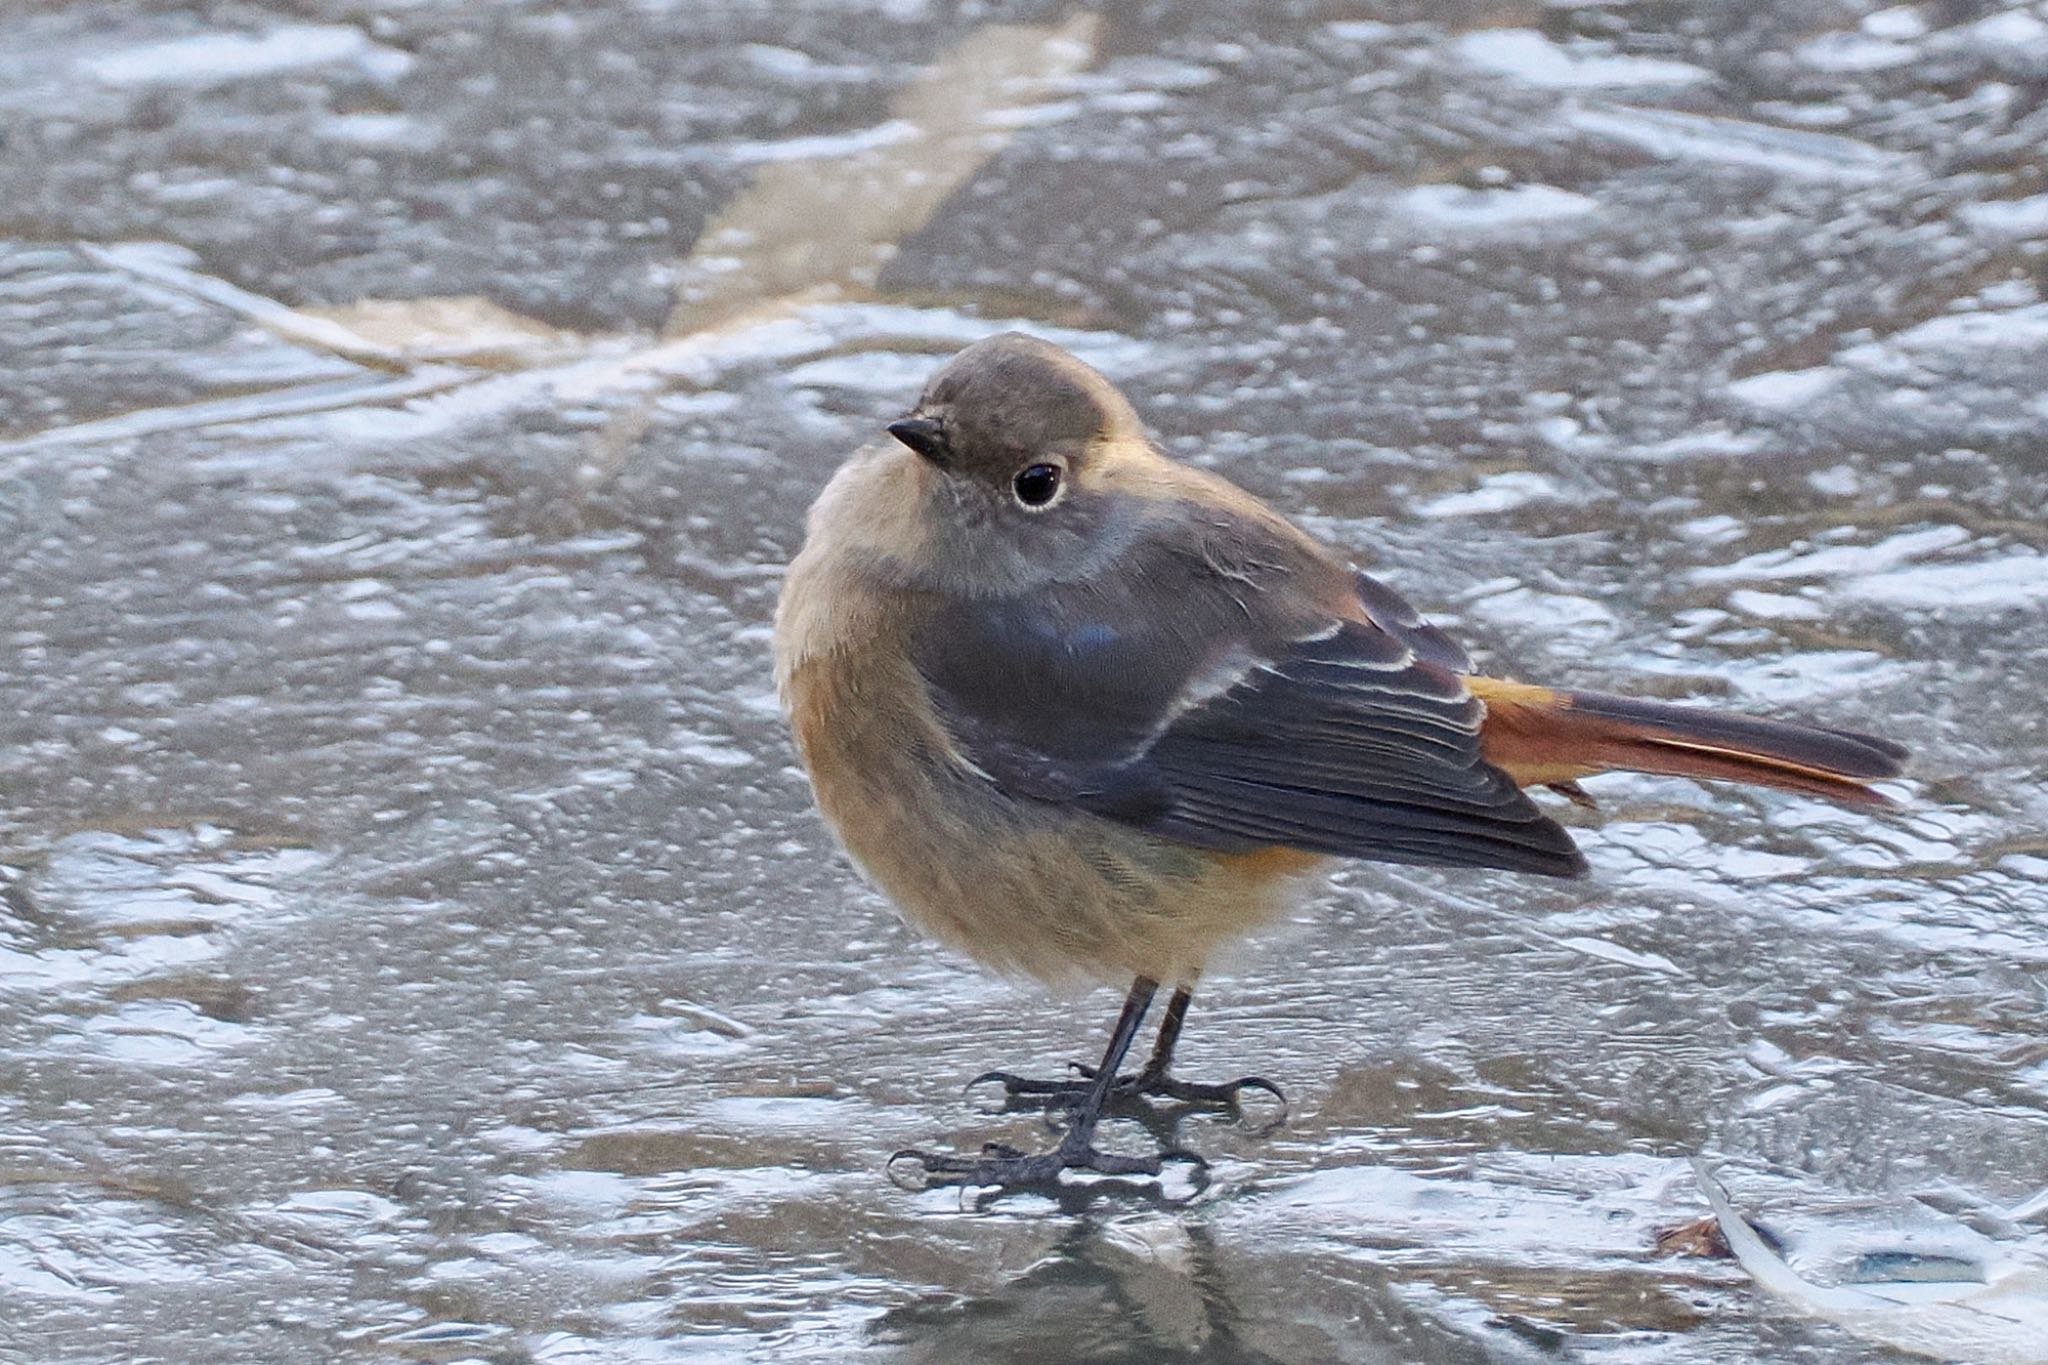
[[887, 417, 948, 466]]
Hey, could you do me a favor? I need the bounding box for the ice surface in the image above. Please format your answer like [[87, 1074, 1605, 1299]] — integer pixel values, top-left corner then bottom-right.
[[1454, 30, 1714, 90], [2, 4, 2045, 1364], [80, 24, 412, 89]]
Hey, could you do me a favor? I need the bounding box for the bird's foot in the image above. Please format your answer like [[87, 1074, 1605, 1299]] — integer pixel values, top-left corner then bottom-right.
[[970, 1063, 1287, 1130], [887, 1131, 1206, 1192]]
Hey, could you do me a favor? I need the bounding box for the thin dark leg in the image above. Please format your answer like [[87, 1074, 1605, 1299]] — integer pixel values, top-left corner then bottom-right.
[[892, 977, 1201, 1189], [1134, 983, 1197, 1082], [1062, 975, 1156, 1129], [975, 980, 1286, 1126]]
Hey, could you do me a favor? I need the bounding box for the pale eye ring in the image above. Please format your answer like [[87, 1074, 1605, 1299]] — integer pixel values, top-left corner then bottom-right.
[[1012, 462, 1062, 509]]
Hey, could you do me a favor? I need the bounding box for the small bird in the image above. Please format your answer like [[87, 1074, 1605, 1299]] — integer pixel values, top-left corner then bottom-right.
[[773, 333, 1906, 1189]]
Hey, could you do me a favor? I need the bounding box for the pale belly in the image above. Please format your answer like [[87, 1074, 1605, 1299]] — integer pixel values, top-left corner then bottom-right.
[[785, 656, 1321, 986]]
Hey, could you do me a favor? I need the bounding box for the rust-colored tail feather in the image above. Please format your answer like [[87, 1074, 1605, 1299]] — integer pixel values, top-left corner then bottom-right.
[[1469, 678, 1908, 808]]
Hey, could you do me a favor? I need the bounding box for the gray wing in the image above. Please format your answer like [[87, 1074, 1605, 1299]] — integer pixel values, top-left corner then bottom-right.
[[913, 527, 1584, 878], [1352, 570, 1474, 673]]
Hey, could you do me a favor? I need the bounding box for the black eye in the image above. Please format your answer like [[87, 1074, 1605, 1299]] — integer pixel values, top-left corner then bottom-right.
[[1013, 463, 1062, 508]]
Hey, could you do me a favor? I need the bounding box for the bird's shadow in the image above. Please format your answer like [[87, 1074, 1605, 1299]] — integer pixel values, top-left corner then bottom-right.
[[865, 1216, 1519, 1364]]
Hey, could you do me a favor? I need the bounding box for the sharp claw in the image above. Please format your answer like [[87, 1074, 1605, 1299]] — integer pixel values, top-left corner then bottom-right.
[[1199, 1075, 1286, 1133], [887, 1148, 940, 1190]]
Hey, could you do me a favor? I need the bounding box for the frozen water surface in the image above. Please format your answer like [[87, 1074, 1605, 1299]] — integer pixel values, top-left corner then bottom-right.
[[2, 2, 2046, 1362]]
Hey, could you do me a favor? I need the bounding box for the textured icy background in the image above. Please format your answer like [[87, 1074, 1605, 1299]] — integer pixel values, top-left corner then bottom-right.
[[2, 3, 2046, 1362]]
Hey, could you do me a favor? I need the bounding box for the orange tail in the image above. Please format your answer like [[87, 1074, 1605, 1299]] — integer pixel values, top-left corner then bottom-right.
[[1468, 677, 1908, 808]]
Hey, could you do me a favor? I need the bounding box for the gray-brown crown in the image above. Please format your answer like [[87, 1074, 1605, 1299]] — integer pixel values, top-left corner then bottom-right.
[[894, 333, 1140, 480]]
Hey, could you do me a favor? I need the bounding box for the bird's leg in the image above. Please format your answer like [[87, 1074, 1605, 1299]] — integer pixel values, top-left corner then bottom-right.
[[1117, 984, 1286, 1113], [893, 977, 1202, 1189], [975, 980, 1287, 1125]]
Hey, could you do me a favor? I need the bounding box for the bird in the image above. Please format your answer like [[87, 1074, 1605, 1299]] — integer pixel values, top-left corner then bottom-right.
[[772, 332, 1907, 1189]]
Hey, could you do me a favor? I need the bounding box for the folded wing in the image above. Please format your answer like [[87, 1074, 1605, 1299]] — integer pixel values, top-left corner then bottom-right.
[[912, 519, 1585, 878], [1128, 620, 1584, 875]]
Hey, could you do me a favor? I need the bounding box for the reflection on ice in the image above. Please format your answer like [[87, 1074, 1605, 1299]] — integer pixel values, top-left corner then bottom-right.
[[3, 1, 2046, 1362]]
